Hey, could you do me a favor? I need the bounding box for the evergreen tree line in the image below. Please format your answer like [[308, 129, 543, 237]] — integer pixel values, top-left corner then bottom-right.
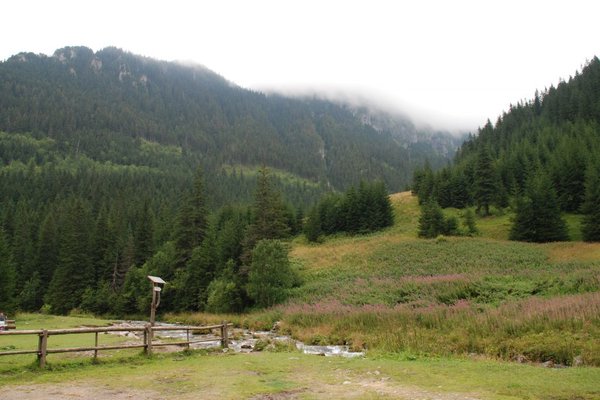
[[304, 181, 394, 242], [412, 57, 600, 243], [0, 163, 398, 315], [0, 167, 303, 315]]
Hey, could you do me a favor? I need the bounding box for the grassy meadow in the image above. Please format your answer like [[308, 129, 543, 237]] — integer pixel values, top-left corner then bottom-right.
[[1, 315, 600, 399], [0, 313, 133, 372], [1, 192, 600, 398], [173, 192, 600, 366]]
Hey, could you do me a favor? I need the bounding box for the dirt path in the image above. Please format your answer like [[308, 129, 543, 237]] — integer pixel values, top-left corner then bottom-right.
[[2, 384, 164, 400], [3, 378, 481, 400]]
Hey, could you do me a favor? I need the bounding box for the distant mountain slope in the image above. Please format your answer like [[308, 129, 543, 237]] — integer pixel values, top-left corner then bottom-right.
[[0, 46, 458, 197]]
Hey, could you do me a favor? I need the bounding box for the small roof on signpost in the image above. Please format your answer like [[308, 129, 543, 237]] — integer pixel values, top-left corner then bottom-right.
[[147, 275, 166, 285]]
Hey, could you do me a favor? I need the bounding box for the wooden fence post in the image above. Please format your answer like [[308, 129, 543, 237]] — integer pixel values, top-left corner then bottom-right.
[[220, 321, 229, 349], [94, 331, 99, 361], [143, 328, 148, 355], [37, 330, 48, 368], [145, 325, 153, 356]]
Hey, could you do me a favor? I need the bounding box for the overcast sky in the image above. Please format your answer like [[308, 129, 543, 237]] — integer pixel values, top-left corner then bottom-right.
[[2, 0, 599, 131]]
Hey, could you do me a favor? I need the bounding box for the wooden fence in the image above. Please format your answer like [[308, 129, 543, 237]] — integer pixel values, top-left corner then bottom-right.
[[0, 322, 230, 368], [1, 319, 16, 330]]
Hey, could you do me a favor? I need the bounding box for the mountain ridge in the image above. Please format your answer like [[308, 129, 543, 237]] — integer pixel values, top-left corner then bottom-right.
[[0, 46, 459, 196]]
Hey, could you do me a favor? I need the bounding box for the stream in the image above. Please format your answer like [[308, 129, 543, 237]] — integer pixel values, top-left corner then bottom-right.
[[109, 321, 364, 358]]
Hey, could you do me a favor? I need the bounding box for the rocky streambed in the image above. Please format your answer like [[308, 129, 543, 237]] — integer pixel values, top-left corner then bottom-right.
[[108, 321, 364, 358]]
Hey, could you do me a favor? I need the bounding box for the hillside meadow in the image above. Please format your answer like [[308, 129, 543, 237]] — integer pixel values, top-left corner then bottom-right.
[[1, 192, 599, 399], [173, 192, 600, 366]]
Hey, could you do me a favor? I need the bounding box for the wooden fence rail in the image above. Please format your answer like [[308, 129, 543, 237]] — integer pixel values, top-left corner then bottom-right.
[[0, 322, 230, 368]]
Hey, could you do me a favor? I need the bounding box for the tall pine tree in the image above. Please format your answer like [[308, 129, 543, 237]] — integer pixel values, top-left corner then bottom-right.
[[242, 167, 290, 264], [473, 146, 497, 216]]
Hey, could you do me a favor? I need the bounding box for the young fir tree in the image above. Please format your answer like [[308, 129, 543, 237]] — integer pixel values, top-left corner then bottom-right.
[[418, 199, 446, 238], [509, 172, 569, 243], [304, 206, 322, 243], [462, 209, 479, 236], [581, 161, 600, 241]]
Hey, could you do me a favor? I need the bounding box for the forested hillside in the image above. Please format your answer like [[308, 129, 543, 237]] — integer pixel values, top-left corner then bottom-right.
[[0, 46, 456, 195], [413, 57, 600, 242], [0, 46, 455, 315]]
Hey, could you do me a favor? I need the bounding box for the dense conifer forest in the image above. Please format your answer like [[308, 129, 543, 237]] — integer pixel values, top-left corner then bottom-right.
[[0, 46, 438, 315], [412, 57, 600, 242]]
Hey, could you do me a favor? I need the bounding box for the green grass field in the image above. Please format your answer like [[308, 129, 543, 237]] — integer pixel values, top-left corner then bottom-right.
[[1, 192, 599, 398], [174, 193, 600, 366], [2, 321, 600, 399], [0, 314, 136, 372]]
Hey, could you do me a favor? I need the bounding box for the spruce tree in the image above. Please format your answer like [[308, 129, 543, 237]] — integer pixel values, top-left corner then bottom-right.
[[473, 146, 497, 216], [343, 186, 361, 233], [373, 181, 394, 229], [91, 205, 115, 283], [34, 213, 60, 301], [581, 162, 600, 241], [44, 199, 94, 314], [134, 201, 154, 267], [11, 202, 37, 293], [215, 208, 247, 267], [509, 172, 569, 243], [179, 231, 218, 310], [449, 170, 470, 208], [418, 199, 446, 238], [412, 161, 435, 205], [173, 167, 208, 269], [462, 209, 479, 236], [242, 167, 290, 264], [304, 206, 322, 242], [0, 228, 17, 313]]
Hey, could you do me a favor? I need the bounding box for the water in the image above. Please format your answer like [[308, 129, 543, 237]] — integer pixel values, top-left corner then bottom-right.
[[296, 343, 364, 358], [108, 321, 364, 357]]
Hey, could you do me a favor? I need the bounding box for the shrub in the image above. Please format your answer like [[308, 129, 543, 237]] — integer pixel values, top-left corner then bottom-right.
[[247, 240, 295, 308], [206, 278, 242, 313]]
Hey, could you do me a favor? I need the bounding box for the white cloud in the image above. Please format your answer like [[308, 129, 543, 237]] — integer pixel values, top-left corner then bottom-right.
[[2, 0, 599, 131]]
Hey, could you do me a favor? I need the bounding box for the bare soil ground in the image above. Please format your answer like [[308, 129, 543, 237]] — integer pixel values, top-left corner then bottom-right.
[[2, 384, 164, 400], [3, 377, 482, 400]]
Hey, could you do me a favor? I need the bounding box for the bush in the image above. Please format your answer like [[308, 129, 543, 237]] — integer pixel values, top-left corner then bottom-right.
[[418, 200, 446, 238], [206, 278, 242, 313], [418, 200, 462, 238], [247, 240, 295, 308], [462, 209, 479, 236]]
